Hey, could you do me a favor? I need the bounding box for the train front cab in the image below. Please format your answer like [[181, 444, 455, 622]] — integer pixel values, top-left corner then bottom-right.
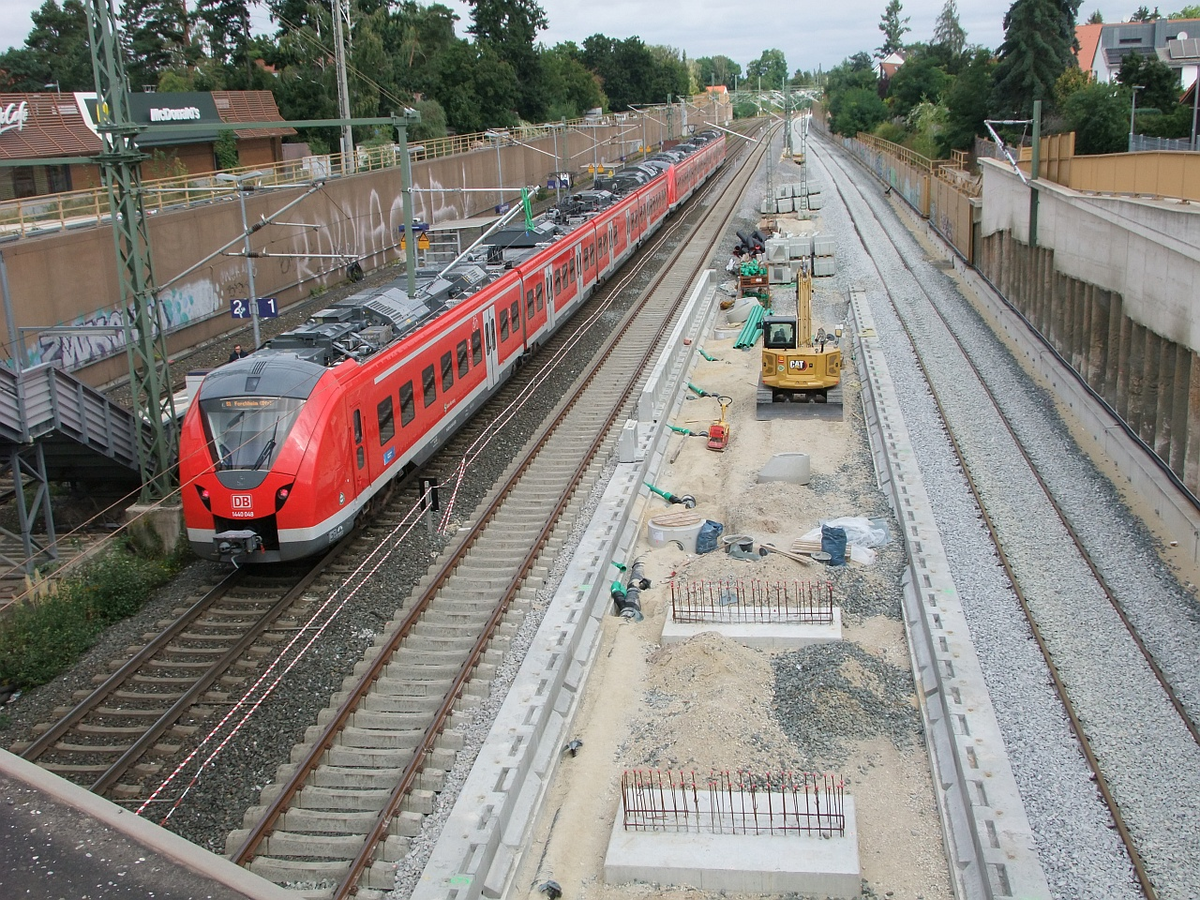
[[182, 358, 355, 563]]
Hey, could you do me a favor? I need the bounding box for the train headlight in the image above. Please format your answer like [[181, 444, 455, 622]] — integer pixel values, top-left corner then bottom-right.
[[275, 483, 294, 511], [196, 485, 212, 510]]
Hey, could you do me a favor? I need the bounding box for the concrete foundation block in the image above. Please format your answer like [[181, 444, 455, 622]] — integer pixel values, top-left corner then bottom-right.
[[758, 451, 811, 484], [660, 608, 843, 650], [604, 797, 860, 896], [124, 502, 183, 555], [813, 256, 837, 277]]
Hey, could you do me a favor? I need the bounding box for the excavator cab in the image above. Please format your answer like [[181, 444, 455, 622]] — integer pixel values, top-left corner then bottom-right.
[[758, 271, 842, 404]]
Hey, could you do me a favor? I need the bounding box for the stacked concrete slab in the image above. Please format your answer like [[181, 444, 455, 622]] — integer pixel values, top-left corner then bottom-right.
[[813, 233, 837, 276]]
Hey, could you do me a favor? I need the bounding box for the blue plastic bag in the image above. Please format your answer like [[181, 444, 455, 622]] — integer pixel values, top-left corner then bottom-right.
[[821, 525, 847, 566], [696, 520, 724, 554]]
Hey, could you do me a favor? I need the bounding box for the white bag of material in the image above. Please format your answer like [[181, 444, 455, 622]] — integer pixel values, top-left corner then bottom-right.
[[800, 517, 888, 549], [822, 516, 888, 547], [849, 544, 877, 565]]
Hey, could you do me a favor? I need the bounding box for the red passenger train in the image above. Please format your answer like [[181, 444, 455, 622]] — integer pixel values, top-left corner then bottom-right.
[[180, 131, 727, 562]]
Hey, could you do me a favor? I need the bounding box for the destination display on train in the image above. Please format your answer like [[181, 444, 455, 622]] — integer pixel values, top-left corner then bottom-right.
[[219, 397, 279, 410]]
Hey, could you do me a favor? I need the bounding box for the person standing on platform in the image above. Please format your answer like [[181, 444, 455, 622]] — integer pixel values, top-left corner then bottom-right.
[[228, 344, 248, 363]]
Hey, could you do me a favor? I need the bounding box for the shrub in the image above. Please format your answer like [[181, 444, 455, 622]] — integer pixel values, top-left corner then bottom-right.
[[0, 543, 181, 690]]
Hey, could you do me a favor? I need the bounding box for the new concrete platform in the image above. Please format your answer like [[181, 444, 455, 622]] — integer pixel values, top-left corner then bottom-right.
[[603, 797, 860, 896]]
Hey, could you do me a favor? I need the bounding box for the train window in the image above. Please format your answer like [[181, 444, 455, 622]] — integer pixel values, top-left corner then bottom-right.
[[422, 364, 437, 407], [354, 409, 363, 445], [203, 396, 305, 472], [554, 269, 561, 294], [471, 329, 483, 364], [399, 381, 415, 425], [569, 258, 575, 281], [509, 300, 520, 328], [441, 350, 454, 391], [499, 308, 510, 341], [526, 288, 536, 320], [377, 396, 395, 445], [357, 447, 365, 469], [457, 340, 469, 377], [535, 283, 544, 310]]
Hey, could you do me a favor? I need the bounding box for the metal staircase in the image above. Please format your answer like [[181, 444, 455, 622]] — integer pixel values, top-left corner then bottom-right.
[[0, 363, 142, 575]]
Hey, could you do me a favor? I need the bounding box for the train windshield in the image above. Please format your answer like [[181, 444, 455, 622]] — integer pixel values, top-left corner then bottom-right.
[[201, 397, 305, 471]]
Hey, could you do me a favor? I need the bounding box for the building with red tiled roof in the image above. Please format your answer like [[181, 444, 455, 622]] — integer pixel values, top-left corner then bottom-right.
[[1074, 23, 1104, 80], [0, 90, 296, 202]]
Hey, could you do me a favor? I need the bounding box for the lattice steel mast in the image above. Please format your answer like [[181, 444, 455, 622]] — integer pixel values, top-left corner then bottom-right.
[[86, 0, 177, 502]]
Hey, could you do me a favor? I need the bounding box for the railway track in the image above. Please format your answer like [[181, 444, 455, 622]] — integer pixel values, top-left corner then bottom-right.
[[814, 132, 1200, 899], [6, 122, 768, 894], [11, 560, 340, 789], [219, 125, 774, 897]]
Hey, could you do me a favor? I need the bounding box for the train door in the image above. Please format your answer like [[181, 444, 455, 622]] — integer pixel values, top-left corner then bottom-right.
[[352, 408, 369, 497], [545, 269, 556, 330], [483, 307, 500, 389], [575, 245, 583, 295]]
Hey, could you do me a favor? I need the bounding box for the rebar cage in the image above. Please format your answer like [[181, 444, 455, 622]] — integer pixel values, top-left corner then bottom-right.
[[620, 769, 845, 836], [669, 579, 835, 624]]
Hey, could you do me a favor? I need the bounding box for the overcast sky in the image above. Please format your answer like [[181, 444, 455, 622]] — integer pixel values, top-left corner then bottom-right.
[[0, 1, 1170, 76]]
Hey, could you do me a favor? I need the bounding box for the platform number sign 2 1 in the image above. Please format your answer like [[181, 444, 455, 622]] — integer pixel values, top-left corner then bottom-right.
[[230, 298, 279, 319]]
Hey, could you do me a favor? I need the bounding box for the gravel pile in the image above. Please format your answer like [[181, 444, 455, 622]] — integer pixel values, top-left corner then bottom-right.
[[772, 643, 922, 766]]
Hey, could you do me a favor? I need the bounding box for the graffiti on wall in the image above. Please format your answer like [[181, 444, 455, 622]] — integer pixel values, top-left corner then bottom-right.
[[17, 163, 478, 373]]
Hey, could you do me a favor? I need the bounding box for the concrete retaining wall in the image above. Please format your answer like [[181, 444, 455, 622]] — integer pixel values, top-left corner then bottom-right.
[[977, 159, 1200, 497]]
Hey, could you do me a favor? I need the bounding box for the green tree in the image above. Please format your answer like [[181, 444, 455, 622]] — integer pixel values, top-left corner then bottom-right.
[[939, 47, 996, 153], [1117, 51, 1179, 113], [1130, 5, 1160, 20], [410, 98, 447, 141], [696, 55, 742, 90], [933, 0, 967, 56], [905, 99, 949, 158], [195, 0, 253, 68], [1086, 9, 1104, 21], [541, 43, 605, 120], [467, 0, 548, 121], [887, 50, 951, 118], [1168, 5, 1200, 15], [120, 0, 194, 91], [0, 0, 93, 92], [1062, 80, 1129, 152], [581, 34, 684, 110], [878, 0, 911, 56], [991, 0, 1082, 117], [1053, 64, 1092, 108], [746, 49, 788, 88], [831, 86, 888, 136]]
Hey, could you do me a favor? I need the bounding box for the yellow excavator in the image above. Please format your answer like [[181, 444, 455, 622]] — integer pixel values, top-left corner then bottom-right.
[[759, 269, 842, 403]]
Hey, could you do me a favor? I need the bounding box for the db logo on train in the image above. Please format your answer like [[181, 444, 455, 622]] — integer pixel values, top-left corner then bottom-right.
[[232, 494, 254, 517]]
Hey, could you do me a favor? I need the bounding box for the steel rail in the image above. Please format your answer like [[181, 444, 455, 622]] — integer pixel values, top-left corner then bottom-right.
[[88, 537, 354, 795], [229, 123, 771, 895], [820, 136, 1164, 900], [17, 567, 248, 762]]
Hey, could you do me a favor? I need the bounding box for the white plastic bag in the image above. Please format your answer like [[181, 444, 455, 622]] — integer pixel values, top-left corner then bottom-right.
[[819, 516, 887, 548]]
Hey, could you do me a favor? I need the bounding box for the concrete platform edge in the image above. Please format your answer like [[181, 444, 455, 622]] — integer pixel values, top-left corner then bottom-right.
[[850, 293, 1052, 900], [410, 272, 720, 900], [0, 748, 297, 900]]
